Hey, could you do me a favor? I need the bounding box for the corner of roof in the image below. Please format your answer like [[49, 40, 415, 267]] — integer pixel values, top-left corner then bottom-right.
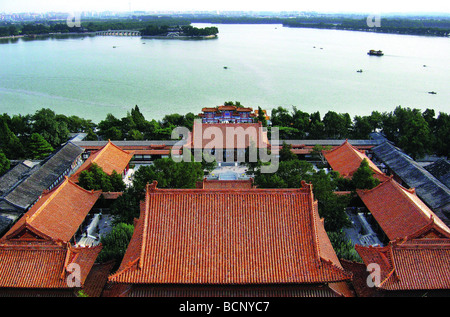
[[320, 257, 353, 281], [108, 258, 140, 282], [405, 215, 450, 240]]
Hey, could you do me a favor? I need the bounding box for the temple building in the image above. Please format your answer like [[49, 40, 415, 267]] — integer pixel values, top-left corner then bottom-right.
[[70, 140, 134, 183], [198, 105, 256, 123], [357, 177, 450, 243], [323, 140, 389, 181], [106, 181, 353, 297], [0, 177, 109, 297], [185, 120, 271, 163]]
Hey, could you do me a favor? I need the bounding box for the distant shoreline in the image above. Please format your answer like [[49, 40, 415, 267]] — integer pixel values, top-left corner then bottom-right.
[[141, 34, 217, 40], [0, 33, 218, 41]]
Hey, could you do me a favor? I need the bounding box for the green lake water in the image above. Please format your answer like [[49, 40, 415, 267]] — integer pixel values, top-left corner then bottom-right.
[[0, 23, 448, 123]]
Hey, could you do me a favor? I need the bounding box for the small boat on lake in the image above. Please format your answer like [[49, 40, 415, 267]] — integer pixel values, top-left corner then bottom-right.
[[428, 91, 437, 94], [357, 69, 363, 73], [368, 50, 384, 56]]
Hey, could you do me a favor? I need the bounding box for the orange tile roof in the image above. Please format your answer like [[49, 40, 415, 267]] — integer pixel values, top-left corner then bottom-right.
[[0, 241, 101, 289], [357, 178, 450, 241], [217, 105, 238, 111], [201, 107, 218, 112], [323, 140, 384, 178], [1, 177, 101, 244], [83, 261, 115, 297], [187, 121, 270, 149], [70, 140, 134, 182], [196, 178, 255, 189], [109, 181, 352, 286], [235, 107, 253, 112], [356, 240, 450, 291]]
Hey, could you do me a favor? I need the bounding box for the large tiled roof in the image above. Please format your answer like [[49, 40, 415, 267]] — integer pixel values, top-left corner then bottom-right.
[[356, 240, 450, 291], [1, 177, 101, 243], [187, 121, 270, 149], [357, 178, 450, 241], [0, 241, 101, 289], [323, 140, 386, 179], [109, 181, 352, 286], [70, 140, 133, 182]]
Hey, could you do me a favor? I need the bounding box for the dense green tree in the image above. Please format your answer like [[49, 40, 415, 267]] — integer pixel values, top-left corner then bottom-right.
[[0, 117, 25, 159], [327, 231, 361, 262], [257, 106, 267, 127], [434, 112, 450, 157], [56, 114, 96, 134], [253, 159, 315, 188], [128, 129, 144, 140], [309, 170, 351, 231], [381, 106, 432, 159], [96, 222, 134, 270], [130, 105, 147, 130], [110, 185, 144, 225], [31, 108, 70, 148], [270, 106, 292, 127], [97, 113, 122, 140], [28, 133, 54, 159], [368, 111, 383, 132], [352, 115, 372, 139], [322, 111, 351, 139], [352, 159, 380, 190], [308, 115, 325, 139], [291, 107, 310, 138], [78, 163, 125, 192], [84, 127, 98, 141], [132, 158, 203, 190], [0, 150, 10, 176], [8, 114, 32, 138], [279, 142, 297, 161]]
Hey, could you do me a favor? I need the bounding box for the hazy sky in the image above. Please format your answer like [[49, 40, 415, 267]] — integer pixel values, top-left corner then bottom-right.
[[1, 0, 449, 14]]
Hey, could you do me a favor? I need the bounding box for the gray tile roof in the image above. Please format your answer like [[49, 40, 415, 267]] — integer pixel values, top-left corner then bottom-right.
[[372, 142, 450, 224], [0, 162, 32, 197], [0, 142, 84, 213], [424, 159, 450, 189]]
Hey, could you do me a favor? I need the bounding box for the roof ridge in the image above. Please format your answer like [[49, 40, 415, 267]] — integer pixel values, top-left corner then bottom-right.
[[302, 180, 322, 263], [393, 179, 444, 227], [356, 175, 394, 196], [138, 182, 153, 269]]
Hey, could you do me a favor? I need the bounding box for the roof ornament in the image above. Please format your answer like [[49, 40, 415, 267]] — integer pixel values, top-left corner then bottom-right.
[[301, 180, 313, 192], [147, 181, 158, 191]]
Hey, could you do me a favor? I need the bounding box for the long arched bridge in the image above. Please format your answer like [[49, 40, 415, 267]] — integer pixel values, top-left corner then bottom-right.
[[96, 30, 141, 37]]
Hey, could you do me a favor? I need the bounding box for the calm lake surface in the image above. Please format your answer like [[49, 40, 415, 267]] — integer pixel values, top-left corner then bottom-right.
[[0, 23, 449, 123]]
